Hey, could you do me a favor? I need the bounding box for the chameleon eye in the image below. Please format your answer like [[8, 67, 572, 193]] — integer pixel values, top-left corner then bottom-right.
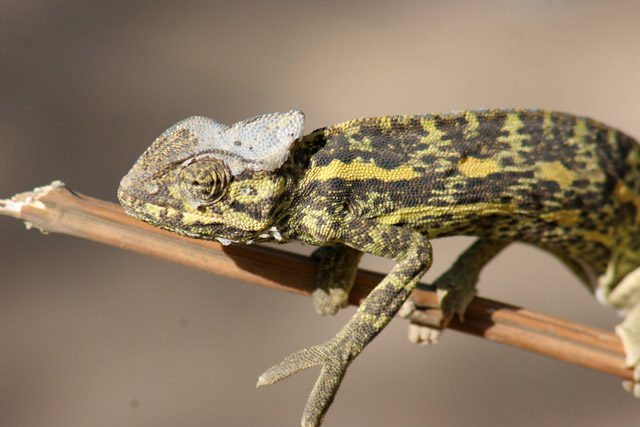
[[175, 156, 231, 207]]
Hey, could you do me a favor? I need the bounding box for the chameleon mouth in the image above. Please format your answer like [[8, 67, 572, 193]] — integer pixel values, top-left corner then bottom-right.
[[117, 181, 252, 244], [117, 178, 165, 226], [117, 170, 165, 215]]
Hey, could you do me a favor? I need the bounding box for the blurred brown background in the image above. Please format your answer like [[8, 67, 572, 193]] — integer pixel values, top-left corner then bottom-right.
[[2, 1, 640, 426]]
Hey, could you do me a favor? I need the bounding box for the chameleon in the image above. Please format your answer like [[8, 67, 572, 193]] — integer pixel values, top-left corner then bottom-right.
[[118, 109, 640, 426]]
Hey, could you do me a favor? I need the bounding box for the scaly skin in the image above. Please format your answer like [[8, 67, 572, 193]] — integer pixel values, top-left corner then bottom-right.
[[118, 109, 640, 426]]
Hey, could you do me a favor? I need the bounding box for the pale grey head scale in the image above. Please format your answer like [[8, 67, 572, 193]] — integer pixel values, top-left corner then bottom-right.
[[161, 115, 229, 140], [180, 110, 305, 175], [222, 110, 305, 173]]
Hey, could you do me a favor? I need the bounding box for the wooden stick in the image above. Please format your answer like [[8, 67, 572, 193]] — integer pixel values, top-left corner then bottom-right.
[[0, 181, 630, 380]]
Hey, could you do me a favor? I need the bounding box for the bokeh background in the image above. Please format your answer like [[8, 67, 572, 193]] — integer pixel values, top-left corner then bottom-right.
[[2, 1, 640, 426]]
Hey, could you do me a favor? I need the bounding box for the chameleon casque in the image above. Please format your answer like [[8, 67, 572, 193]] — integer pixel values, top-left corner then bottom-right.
[[118, 109, 640, 426]]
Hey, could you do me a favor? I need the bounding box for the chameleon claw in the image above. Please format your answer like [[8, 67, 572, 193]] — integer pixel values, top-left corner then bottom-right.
[[437, 286, 476, 327], [400, 299, 446, 345], [312, 287, 348, 316], [407, 322, 442, 345], [622, 380, 640, 399], [397, 299, 416, 318], [620, 356, 640, 399], [257, 344, 327, 387]]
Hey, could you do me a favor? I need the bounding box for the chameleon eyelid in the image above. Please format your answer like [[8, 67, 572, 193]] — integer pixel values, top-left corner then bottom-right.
[[174, 155, 232, 207]]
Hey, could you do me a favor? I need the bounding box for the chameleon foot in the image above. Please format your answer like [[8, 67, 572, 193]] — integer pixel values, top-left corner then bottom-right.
[[398, 278, 475, 345], [399, 300, 443, 345], [311, 246, 363, 316], [436, 284, 477, 325], [431, 266, 480, 325], [398, 272, 477, 346], [622, 379, 640, 398], [312, 287, 349, 316], [407, 322, 442, 344], [257, 337, 352, 427], [433, 237, 509, 325]]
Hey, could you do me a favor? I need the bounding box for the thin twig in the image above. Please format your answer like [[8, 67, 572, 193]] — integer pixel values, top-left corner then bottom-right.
[[0, 181, 630, 380]]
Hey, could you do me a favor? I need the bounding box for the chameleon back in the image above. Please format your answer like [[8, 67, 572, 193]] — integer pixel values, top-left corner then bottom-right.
[[290, 109, 640, 304]]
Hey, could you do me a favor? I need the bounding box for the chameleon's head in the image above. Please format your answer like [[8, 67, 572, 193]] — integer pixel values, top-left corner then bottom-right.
[[118, 111, 305, 244]]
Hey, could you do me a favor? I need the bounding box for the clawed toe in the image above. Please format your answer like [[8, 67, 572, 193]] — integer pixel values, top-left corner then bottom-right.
[[257, 338, 352, 426], [407, 323, 442, 345], [313, 287, 348, 316], [436, 286, 476, 325], [622, 379, 640, 399], [257, 343, 332, 387], [398, 299, 416, 318]]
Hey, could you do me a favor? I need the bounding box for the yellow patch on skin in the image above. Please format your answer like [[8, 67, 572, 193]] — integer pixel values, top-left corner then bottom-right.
[[537, 161, 575, 186], [377, 116, 393, 131], [143, 202, 263, 232], [498, 112, 530, 146], [373, 315, 391, 330], [419, 116, 439, 133], [458, 156, 500, 178], [540, 209, 580, 227], [542, 110, 555, 139], [349, 136, 374, 152], [180, 211, 206, 225], [608, 128, 618, 146], [614, 181, 640, 222], [376, 202, 517, 225], [143, 202, 207, 226], [573, 118, 590, 138], [354, 310, 391, 330], [451, 201, 518, 216], [143, 203, 169, 221], [418, 117, 452, 150], [464, 111, 480, 138], [356, 312, 378, 324], [310, 158, 421, 182], [334, 120, 361, 136], [582, 230, 614, 247]]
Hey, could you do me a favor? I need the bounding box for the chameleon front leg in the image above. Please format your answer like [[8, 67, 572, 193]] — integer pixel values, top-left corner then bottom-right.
[[402, 237, 510, 344], [311, 246, 363, 315], [258, 219, 432, 426]]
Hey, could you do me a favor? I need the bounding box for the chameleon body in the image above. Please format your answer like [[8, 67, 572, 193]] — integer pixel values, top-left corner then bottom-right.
[[118, 109, 640, 426]]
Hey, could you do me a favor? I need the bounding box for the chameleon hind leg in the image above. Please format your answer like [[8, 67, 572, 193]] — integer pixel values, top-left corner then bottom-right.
[[542, 242, 640, 393], [402, 237, 510, 344], [596, 222, 640, 397], [619, 299, 640, 397], [604, 265, 640, 397], [258, 218, 432, 426]]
